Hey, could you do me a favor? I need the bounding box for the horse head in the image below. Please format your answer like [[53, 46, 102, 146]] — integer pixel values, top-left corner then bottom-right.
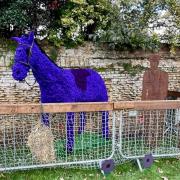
[[11, 32, 34, 81]]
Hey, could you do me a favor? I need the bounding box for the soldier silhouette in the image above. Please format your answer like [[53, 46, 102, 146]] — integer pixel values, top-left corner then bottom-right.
[[142, 54, 168, 100], [141, 54, 168, 148]]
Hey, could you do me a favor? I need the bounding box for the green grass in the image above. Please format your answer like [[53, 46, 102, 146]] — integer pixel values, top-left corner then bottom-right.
[[1, 133, 179, 180], [0, 158, 180, 180], [0, 133, 112, 167], [55, 133, 112, 161]]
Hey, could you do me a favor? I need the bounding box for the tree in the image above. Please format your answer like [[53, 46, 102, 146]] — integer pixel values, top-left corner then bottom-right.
[[0, 0, 179, 50], [95, 0, 180, 51], [0, 0, 67, 37], [47, 0, 113, 47], [0, 0, 32, 37]]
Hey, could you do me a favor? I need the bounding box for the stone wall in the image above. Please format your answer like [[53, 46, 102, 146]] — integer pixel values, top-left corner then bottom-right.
[[0, 43, 180, 103]]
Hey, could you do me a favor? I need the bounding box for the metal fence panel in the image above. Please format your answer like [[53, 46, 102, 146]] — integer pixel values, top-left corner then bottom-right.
[[0, 111, 115, 171], [117, 108, 180, 159]]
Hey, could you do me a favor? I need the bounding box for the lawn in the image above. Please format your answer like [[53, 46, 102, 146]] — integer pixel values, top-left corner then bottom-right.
[[0, 158, 180, 180]]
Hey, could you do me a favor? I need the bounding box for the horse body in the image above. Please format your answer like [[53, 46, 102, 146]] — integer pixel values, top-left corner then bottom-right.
[[11, 32, 109, 152], [26, 42, 108, 103]]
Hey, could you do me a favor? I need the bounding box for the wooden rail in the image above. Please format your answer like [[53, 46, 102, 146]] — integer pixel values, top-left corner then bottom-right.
[[0, 102, 113, 114], [0, 100, 180, 114], [114, 100, 180, 110]]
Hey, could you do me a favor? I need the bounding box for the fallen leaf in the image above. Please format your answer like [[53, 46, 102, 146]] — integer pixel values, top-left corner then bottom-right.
[[157, 168, 163, 174], [161, 176, 168, 180]]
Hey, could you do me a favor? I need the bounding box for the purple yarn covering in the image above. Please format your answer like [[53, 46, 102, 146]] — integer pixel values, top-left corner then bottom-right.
[[100, 159, 115, 174], [143, 154, 154, 168], [11, 32, 109, 152], [12, 64, 30, 81], [78, 112, 86, 134], [71, 69, 90, 91]]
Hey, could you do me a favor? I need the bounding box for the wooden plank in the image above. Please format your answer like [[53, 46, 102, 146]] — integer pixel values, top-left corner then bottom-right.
[[0, 100, 179, 114], [114, 100, 180, 110], [0, 102, 113, 114]]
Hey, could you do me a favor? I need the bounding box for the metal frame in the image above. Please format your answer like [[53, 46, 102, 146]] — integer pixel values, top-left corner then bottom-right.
[[0, 102, 116, 171], [114, 100, 180, 170], [0, 100, 180, 171]]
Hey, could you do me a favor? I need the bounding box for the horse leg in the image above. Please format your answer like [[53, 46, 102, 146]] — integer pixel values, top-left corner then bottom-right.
[[102, 111, 109, 139], [66, 112, 74, 152], [41, 113, 49, 126], [78, 112, 86, 135]]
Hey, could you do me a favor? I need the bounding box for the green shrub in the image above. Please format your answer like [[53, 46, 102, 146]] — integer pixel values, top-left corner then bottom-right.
[[47, 0, 113, 47]]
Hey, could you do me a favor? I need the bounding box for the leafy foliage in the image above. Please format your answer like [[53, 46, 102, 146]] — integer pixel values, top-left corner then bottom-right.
[[94, 0, 180, 51], [0, 0, 66, 37], [160, 0, 180, 53], [47, 0, 113, 47], [0, 0, 179, 50], [49, 47, 58, 61], [0, 0, 32, 36], [122, 62, 147, 76]]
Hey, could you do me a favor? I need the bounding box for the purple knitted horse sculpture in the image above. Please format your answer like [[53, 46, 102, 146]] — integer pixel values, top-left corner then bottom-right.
[[11, 32, 109, 152]]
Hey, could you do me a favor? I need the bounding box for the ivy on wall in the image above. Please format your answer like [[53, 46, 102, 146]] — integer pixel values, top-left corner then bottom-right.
[[122, 63, 147, 76]]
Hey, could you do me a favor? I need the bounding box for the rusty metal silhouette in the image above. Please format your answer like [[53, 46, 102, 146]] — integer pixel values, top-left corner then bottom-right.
[[142, 54, 169, 148], [142, 54, 168, 100]]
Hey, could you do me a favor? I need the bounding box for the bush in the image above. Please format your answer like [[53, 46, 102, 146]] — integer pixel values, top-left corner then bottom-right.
[[0, 0, 179, 50], [0, 0, 66, 38], [47, 0, 113, 47], [94, 0, 179, 51]]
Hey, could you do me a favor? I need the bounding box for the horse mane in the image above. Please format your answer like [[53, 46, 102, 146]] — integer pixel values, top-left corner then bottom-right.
[[34, 40, 63, 70]]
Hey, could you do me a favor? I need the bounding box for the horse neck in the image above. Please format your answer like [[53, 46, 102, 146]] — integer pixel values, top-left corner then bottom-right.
[[29, 42, 63, 83]]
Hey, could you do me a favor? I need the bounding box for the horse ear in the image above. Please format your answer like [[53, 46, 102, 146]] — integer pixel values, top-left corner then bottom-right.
[[28, 31, 34, 43], [11, 37, 20, 43]]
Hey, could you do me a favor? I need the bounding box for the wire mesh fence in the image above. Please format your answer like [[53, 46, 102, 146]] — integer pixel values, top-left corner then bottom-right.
[[0, 101, 180, 171], [0, 103, 116, 171], [116, 104, 180, 159]]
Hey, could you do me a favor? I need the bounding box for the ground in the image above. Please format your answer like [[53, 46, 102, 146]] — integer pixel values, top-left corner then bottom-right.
[[0, 158, 180, 180]]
